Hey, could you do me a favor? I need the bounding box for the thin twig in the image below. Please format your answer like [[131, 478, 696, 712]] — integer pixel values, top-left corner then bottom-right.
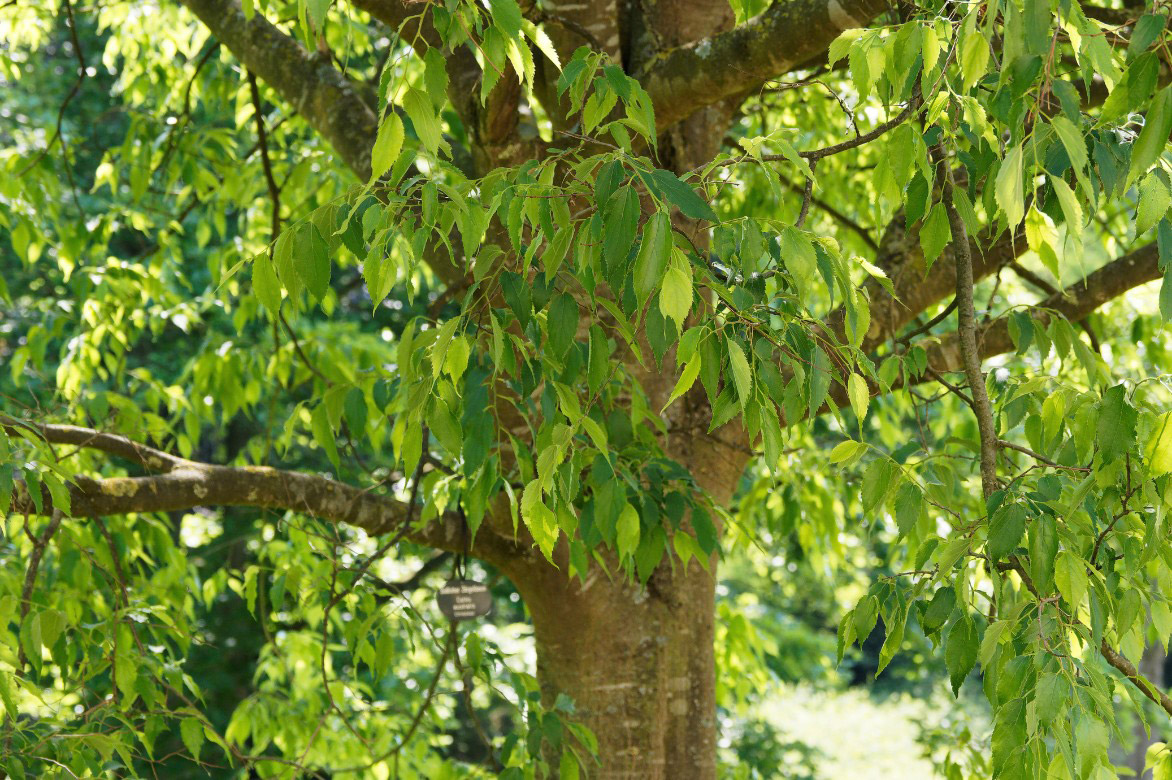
[[16, 0, 86, 177], [17, 511, 64, 669]]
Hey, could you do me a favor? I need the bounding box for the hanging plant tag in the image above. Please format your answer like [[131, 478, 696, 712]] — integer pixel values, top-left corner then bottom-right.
[[436, 578, 492, 621]]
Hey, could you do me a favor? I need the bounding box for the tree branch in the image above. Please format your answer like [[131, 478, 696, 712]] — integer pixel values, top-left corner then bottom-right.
[[936, 144, 999, 498], [6, 422, 522, 563], [179, 0, 379, 180], [639, 0, 887, 129], [825, 243, 1161, 412], [926, 243, 1160, 372]]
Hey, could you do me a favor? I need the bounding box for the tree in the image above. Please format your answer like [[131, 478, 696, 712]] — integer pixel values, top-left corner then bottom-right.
[[2, 0, 1172, 776]]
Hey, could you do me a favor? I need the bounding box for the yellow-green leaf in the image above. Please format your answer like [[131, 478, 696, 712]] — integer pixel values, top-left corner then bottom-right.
[[370, 113, 404, 182]]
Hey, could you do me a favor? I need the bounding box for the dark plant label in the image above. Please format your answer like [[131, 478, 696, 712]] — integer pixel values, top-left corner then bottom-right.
[[436, 578, 492, 621]]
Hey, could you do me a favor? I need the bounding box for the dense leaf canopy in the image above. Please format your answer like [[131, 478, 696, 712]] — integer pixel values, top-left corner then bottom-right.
[[3, 0, 1172, 777]]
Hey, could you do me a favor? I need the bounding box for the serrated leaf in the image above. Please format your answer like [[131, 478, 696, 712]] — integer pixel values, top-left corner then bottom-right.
[[294, 222, 331, 302], [829, 439, 867, 464], [726, 338, 752, 406], [659, 258, 692, 327], [403, 87, 442, 156], [987, 503, 1026, 560], [1137, 173, 1171, 235], [945, 617, 978, 695], [650, 169, 717, 222], [1050, 116, 1087, 172], [920, 203, 951, 269], [662, 356, 701, 413], [546, 293, 579, 360], [616, 502, 640, 560], [847, 372, 869, 423], [1050, 176, 1084, 232], [1055, 550, 1088, 609], [1131, 86, 1172, 183], [1097, 384, 1136, 462], [180, 717, 205, 761], [894, 482, 922, 537], [779, 227, 816, 287], [633, 212, 670, 304], [370, 113, 404, 182], [960, 26, 990, 90], [251, 254, 282, 317], [996, 144, 1025, 227], [1035, 673, 1068, 722], [1029, 514, 1058, 594], [1146, 411, 1172, 475]]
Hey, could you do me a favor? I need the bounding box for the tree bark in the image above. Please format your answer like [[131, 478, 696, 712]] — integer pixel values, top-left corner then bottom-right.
[[511, 556, 718, 778]]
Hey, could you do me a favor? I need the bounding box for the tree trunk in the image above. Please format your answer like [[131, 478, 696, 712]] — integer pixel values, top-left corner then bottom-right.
[[510, 553, 718, 778]]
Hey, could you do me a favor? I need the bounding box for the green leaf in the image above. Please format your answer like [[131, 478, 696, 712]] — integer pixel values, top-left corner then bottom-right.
[[996, 144, 1025, 227], [1162, 268, 1172, 322], [633, 212, 670, 303], [919, 203, 952, 271], [1146, 411, 1172, 475], [1035, 673, 1068, 723], [960, 25, 990, 90], [861, 459, 892, 513], [650, 169, 717, 222], [920, 586, 956, 634], [847, 372, 869, 423], [1050, 176, 1084, 232], [251, 254, 282, 317], [546, 293, 579, 360], [1097, 384, 1136, 463], [294, 222, 331, 303], [311, 404, 340, 471], [603, 186, 639, 273], [1055, 551, 1088, 609], [489, 0, 523, 37], [662, 356, 701, 413], [370, 113, 404, 182], [726, 338, 752, 406], [659, 256, 692, 327], [894, 482, 922, 537], [617, 502, 640, 560], [1028, 514, 1058, 594], [987, 503, 1026, 560], [1050, 116, 1088, 172], [1130, 86, 1172, 183], [180, 717, 205, 761], [1137, 173, 1171, 235], [403, 87, 442, 156], [306, 0, 331, 29], [829, 439, 867, 464], [945, 617, 978, 696], [853, 595, 879, 641], [779, 227, 816, 288]]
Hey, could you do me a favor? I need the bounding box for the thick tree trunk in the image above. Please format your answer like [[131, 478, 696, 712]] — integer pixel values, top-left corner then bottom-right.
[[499, 417, 745, 777], [511, 554, 718, 778]]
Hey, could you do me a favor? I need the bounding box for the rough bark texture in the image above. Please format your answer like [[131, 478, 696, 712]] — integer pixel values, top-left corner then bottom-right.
[[509, 556, 717, 778]]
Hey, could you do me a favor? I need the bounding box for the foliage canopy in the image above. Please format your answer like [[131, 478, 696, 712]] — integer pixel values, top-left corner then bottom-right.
[[4, 0, 1172, 777]]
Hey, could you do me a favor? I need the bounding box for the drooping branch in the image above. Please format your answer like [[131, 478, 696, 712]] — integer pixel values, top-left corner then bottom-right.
[[179, 0, 379, 180], [6, 421, 522, 563], [824, 243, 1162, 412], [639, 0, 888, 129], [926, 243, 1160, 372]]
